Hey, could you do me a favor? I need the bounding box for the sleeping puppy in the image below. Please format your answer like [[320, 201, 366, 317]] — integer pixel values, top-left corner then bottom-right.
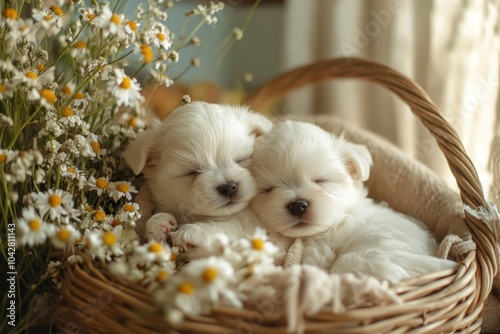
[[250, 120, 456, 283], [123, 101, 271, 246]]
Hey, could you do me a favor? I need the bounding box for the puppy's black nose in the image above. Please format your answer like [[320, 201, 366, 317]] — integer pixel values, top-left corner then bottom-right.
[[217, 181, 238, 198], [287, 199, 308, 217]]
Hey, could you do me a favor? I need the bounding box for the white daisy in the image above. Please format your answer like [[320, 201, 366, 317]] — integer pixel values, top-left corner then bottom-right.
[[94, 4, 124, 37], [59, 106, 83, 127], [50, 224, 81, 249], [137, 241, 172, 265], [60, 164, 80, 180], [181, 256, 241, 308], [16, 207, 53, 247], [117, 202, 141, 222], [82, 134, 106, 158], [106, 68, 143, 107], [108, 181, 137, 201], [87, 175, 110, 196], [142, 262, 175, 291], [31, 7, 62, 36], [147, 23, 172, 50], [70, 40, 90, 59], [33, 189, 74, 220], [0, 79, 15, 100], [234, 227, 278, 265], [39, 88, 58, 111], [79, 7, 96, 24]]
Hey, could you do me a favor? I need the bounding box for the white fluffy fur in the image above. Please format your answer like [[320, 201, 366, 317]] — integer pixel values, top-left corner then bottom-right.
[[250, 120, 456, 283], [123, 101, 271, 245]]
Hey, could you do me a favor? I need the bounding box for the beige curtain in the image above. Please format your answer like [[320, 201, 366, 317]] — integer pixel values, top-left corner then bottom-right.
[[283, 0, 500, 197]]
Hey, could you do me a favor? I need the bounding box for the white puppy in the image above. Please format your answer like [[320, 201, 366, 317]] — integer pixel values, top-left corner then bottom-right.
[[123, 101, 271, 246], [250, 120, 456, 283]]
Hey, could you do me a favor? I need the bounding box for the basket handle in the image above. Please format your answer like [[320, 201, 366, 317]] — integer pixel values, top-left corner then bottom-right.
[[245, 58, 497, 277]]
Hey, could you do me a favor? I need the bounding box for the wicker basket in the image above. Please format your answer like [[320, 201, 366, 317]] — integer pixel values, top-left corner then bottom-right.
[[52, 58, 498, 333]]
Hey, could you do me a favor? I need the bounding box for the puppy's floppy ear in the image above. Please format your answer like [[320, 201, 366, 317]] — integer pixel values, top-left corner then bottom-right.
[[248, 112, 272, 137], [122, 129, 159, 175], [341, 141, 373, 182]]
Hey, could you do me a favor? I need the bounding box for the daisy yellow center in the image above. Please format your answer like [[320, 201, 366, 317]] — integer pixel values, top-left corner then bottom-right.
[[112, 218, 121, 227], [156, 32, 166, 41], [123, 204, 135, 212], [73, 41, 87, 49], [19, 25, 27, 31], [57, 229, 71, 242], [48, 194, 62, 207], [28, 219, 41, 231], [37, 64, 45, 72], [43, 15, 52, 21], [156, 270, 169, 283], [74, 92, 84, 99], [116, 183, 129, 193], [26, 71, 38, 79], [170, 253, 177, 261], [0, 85, 5, 93], [127, 118, 138, 127], [140, 44, 153, 64], [90, 141, 100, 154], [50, 6, 63, 17], [126, 20, 137, 31], [202, 267, 218, 283], [148, 242, 163, 253], [61, 86, 72, 95], [0, 153, 7, 163], [96, 178, 108, 189], [110, 14, 121, 25], [3, 8, 18, 20], [119, 77, 132, 90], [178, 282, 194, 294], [67, 167, 77, 174], [94, 210, 106, 221], [40, 89, 57, 105], [62, 107, 74, 117], [102, 231, 116, 246], [251, 238, 265, 250], [87, 13, 95, 20]]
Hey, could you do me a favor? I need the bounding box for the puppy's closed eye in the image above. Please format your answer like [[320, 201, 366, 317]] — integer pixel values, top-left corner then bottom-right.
[[259, 186, 275, 194], [236, 155, 251, 168], [313, 177, 329, 184], [184, 170, 201, 177]]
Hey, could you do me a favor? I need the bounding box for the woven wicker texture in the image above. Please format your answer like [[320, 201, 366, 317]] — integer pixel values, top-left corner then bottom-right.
[[53, 58, 498, 333]]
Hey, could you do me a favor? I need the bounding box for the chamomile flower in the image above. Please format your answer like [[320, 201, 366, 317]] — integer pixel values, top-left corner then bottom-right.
[[87, 175, 110, 196], [235, 227, 278, 265], [17, 207, 53, 247], [33, 189, 74, 221], [94, 4, 124, 37], [102, 225, 124, 258], [138, 241, 172, 264], [182, 256, 241, 307], [106, 68, 143, 107], [147, 23, 172, 50], [38, 88, 58, 111], [32, 7, 62, 36], [59, 106, 83, 127], [143, 262, 176, 290], [50, 224, 81, 248], [117, 202, 141, 222], [123, 19, 140, 43], [60, 164, 80, 179], [0, 79, 15, 100], [79, 7, 96, 24], [82, 134, 106, 158], [70, 40, 90, 59], [108, 181, 137, 201], [60, 81, 76, 99]]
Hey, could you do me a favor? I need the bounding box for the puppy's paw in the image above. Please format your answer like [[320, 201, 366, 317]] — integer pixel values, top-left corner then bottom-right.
[[145, 213, 178, 243], [169, 224, 206, 251]]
